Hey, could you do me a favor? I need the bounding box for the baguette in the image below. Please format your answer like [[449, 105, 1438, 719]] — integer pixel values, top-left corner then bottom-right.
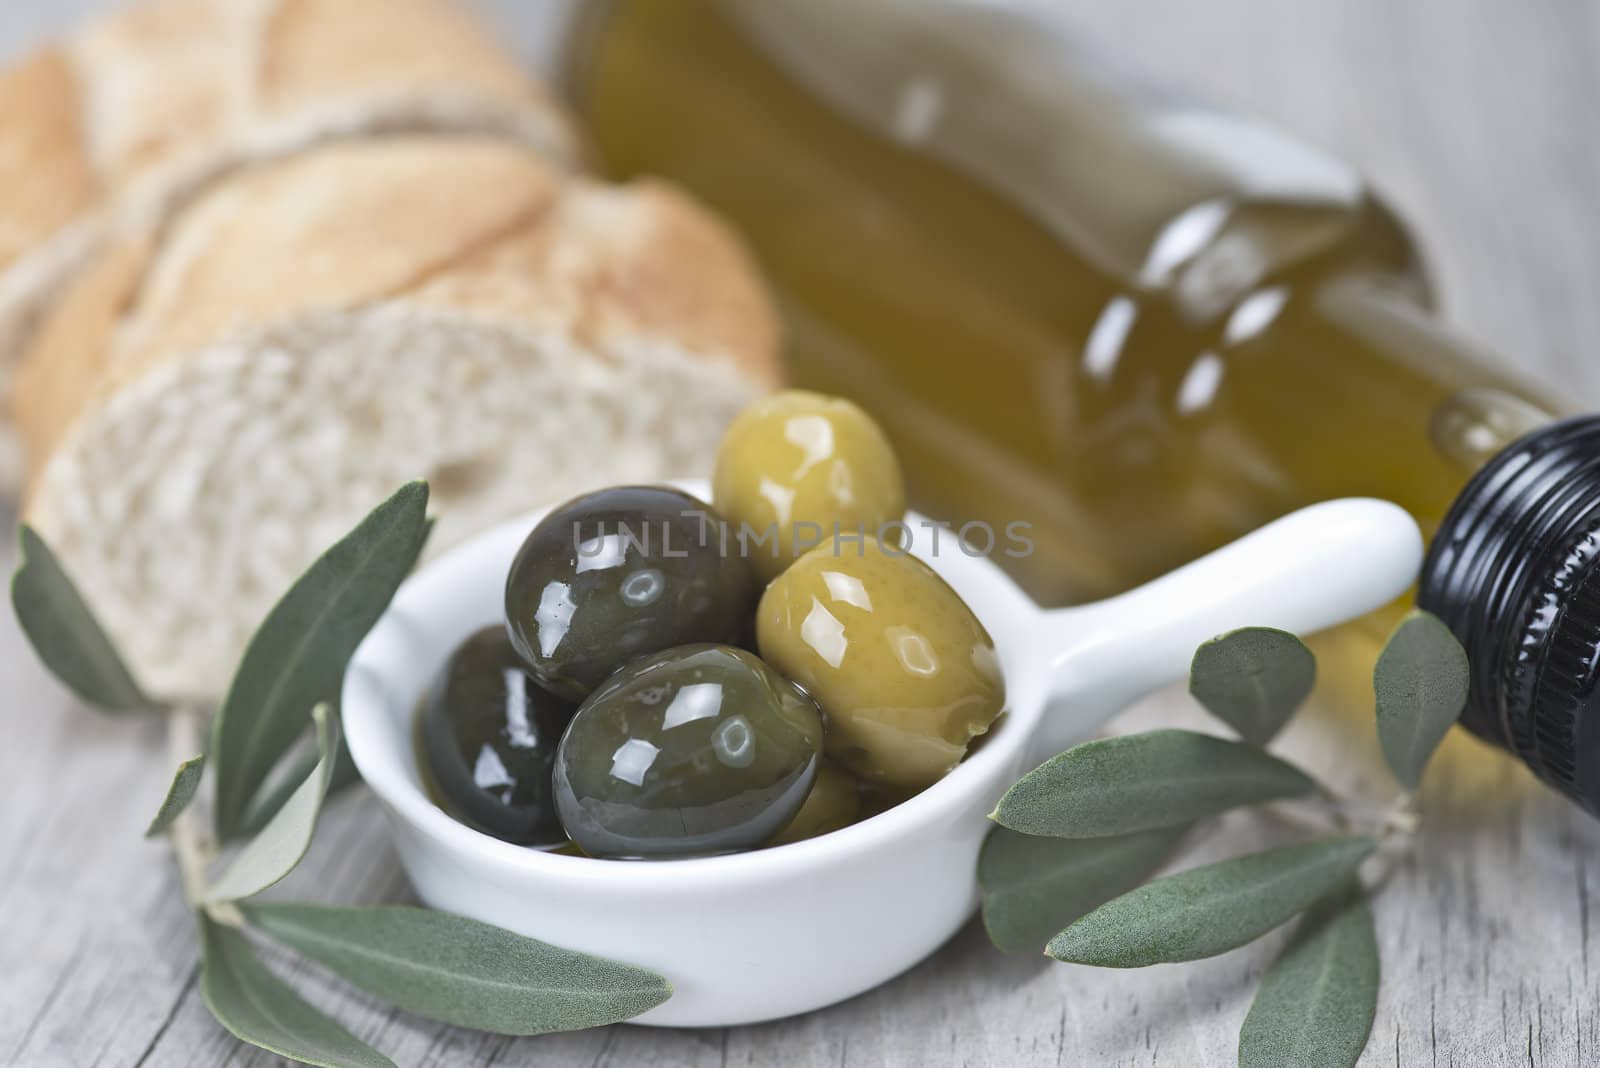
[[14, 138, 780, 701], [0, 0, 580, 483]]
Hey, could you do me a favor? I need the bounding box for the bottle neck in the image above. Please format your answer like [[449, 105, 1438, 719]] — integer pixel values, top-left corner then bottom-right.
[[1309, 273, 1561, 469], [1428, 388, 1557, 472]]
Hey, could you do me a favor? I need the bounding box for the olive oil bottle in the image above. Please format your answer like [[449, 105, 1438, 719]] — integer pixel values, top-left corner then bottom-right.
[[565, 0, 1600, 812]]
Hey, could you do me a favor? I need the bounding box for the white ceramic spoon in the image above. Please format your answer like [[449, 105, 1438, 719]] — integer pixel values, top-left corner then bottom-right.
[[342, 482, 1421, 1027]]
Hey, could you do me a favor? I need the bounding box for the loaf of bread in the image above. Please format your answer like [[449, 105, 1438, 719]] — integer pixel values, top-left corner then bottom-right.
[[14, 138, 780, 700], [0, 0, 580, 482]]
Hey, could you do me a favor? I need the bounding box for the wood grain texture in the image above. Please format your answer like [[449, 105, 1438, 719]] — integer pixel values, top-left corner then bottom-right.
[[3, 0, 1599, 1065]]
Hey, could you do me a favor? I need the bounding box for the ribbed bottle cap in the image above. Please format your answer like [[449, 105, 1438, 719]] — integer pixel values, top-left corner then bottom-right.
[[1418, 416, 1600, 814]]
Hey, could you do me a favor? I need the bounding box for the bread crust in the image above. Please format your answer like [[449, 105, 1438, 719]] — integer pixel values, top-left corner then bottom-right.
[[259, 0, 537, 120], [402, 177, 782, 389], [11, 240, 147, 470], [15, 137, 780, 497], [0, 49, 100, 273]]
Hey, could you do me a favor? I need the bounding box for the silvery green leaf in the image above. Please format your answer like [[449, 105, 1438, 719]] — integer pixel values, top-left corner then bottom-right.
[[11, 525, 154, 712], [205, 705, 337, 903], [212, 482, 428, 837], [1189, 627, 1316, 746], [199, 916, 394, 1068], [241, 903, 672, 1034], [1374, 610, 1469, 790], [1239, 886, 1379, 1068], [1046, 836, 1376, 967], [991, 730, 1316, 838], [145, 754, 205, 838], [232, 729, 361, 840], [978, 825, 1189, 953]]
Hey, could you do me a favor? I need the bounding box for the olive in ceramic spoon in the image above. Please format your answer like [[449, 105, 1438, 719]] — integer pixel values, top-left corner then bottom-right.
[[418, 626, 576, 845], [713, 390, 905, 580], [505, 486, 757, 701], [553, 644, 824, 858], [757, 538, 1005, 788], [768, 761, 862, 846]]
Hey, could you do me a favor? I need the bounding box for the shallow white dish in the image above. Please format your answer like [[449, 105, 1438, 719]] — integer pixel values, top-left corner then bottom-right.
[[342, 480, 1421, 1027]]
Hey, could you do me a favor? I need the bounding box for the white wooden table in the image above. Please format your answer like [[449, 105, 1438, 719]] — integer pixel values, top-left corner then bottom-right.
[[4, 1, 1599, 1065]]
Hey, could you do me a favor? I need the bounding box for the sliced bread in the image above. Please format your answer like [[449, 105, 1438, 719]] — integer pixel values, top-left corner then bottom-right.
[[0, 0, 581, 482], [14, 138, 780, 700]]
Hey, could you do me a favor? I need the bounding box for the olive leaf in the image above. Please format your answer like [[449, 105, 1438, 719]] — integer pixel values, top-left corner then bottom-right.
[[212, 482, 429, 838], [233, 730, 361, 839], [1189, 627, 1316, 746], [11, 525, 155, 712], [978, 825, 1189, 953], [241, 903, 673, 1034], [205, 705, 338, 904], [145, 754, 206, 838], [231, 529, 431, 840], [1239, 885, 1379, 1068], [199, 915, 395, 1068], [1374, 610, 1469, 790], [1046, 836, 1376, 967], [991, 730, 1317, 838]]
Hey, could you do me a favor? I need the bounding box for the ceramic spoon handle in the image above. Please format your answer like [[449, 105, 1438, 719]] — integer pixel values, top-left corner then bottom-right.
[[1028, 497, 1423, 761]]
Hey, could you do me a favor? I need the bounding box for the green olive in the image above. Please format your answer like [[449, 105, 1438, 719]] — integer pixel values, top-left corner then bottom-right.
[[768, 761, 862, 845], [505, 486, 758, 701], [756, 538, 1005, 788], [553, 644, 824, 858], [418, 626, 576, 846], [713, 390, 906, 580]]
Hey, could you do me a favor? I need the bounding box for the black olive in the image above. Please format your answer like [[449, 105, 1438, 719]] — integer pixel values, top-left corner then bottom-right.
[[553, 644, 823, 858], [419, 626, 575, 845], [505, 486, 758, 700]]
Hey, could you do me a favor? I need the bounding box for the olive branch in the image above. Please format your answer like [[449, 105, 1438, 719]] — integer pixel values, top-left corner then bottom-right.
[[978, 618, 1470, 1068], [11, 484, 670, 1068]]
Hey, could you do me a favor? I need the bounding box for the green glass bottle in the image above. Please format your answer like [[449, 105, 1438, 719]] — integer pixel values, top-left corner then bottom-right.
[[565, 0, 1600, 812], [566, 0, 1562, 602]]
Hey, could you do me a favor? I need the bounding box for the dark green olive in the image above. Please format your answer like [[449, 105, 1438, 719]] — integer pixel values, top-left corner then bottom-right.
[[553, 644, 823, 858], [505, 486, 758, 701], [419, 626, 577, 845]]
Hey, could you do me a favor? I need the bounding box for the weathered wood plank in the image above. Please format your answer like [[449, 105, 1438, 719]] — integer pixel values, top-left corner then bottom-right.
[[3, 0, 1599, 1065]]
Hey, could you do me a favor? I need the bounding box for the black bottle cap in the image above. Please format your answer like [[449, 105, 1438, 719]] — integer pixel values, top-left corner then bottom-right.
[[1418, 416, 1600, 814]]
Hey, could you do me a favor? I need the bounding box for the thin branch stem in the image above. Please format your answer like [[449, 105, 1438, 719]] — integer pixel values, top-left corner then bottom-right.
[[1377, 791, 1421, 839], [1261, 796, 1347, 836], [165, 705, 213, 909], [1310, 780, 1355, 832], [1265, 778, 1420, 848]]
